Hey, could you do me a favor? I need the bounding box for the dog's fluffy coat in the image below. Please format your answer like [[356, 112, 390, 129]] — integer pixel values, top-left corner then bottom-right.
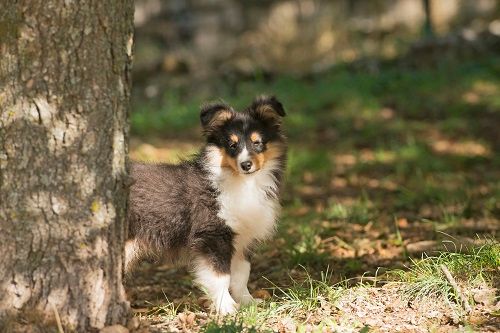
[[126, 96, 287, 314]]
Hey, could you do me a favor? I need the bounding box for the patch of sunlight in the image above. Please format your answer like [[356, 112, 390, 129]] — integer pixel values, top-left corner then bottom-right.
[[398, 143, 423, 160], [358, 148, 396, 164], [373, 149, 397, 164], [463, 80, 499, 105], [326, 196, 378, 225], [334, 153, 356, 167], [431, 139, 491, 157], [359, 106, 381, 121], [341, 99, 379, 117]]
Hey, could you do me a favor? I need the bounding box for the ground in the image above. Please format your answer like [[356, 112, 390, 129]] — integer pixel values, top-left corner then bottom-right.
[[125, 50, 499, 332]]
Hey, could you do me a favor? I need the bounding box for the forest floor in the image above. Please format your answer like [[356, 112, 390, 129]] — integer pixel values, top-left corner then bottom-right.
[[125, 50, 499, 332]]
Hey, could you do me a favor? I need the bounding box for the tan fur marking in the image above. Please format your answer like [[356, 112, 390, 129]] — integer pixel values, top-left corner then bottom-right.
[[256, 105, 280, 121], [253, 153, 265, 170], [220, 148, 239, 173], [251, 141, 285, 172], [250, 132, 262, 143], [209, 110, 233, 128], [263, 142, 286, 161], [230, 134, 239, 143]]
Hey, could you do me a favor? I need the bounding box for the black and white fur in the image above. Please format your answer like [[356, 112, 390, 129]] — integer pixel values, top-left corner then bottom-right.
[[126, 96, 287, 314]]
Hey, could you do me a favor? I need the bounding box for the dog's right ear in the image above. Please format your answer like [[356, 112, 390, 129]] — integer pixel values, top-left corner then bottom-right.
[[200, 102, 234, 135]]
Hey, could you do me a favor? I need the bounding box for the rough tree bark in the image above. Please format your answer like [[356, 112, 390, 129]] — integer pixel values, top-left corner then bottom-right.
[[0, 1, 134, 331]]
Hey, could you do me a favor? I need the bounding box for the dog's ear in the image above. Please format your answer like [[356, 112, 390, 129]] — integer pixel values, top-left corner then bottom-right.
[[200, 102, 234, 135], [249, 95, 286, 126]]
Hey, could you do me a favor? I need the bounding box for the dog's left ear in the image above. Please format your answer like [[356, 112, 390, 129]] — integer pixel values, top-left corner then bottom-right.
[[249, 95, 286, 126]]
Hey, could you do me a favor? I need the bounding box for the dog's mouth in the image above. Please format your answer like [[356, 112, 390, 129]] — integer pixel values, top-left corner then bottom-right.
[[240, 168, 260, 175]]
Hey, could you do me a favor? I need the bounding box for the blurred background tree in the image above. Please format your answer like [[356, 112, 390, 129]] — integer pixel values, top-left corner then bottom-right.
[[422, 0, 434, 37], [131, 0, 499, 112]]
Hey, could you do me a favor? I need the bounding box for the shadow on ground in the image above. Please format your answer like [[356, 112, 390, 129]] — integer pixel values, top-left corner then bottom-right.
[[125, 48, 499, 332]]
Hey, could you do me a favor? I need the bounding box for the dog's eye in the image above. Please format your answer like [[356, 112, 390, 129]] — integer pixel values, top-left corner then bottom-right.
[[253, 141, 263, 149], [229, 142, 238, 150]]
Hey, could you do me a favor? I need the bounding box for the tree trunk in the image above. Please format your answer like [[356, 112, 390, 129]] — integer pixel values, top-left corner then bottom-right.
[[0, 1, 134, 331], [422, 0, 434, 37]]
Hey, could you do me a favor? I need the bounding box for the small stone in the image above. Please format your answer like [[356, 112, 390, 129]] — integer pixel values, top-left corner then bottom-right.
[[100, 324, 129, 333]]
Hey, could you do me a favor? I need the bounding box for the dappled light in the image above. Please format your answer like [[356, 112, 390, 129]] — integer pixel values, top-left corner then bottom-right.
[[126, 44, 499, 329], [3, 1, 498, 332], [126, 1, 500, 323]]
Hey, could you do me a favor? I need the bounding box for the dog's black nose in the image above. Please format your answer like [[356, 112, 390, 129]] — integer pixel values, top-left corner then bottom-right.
[[240, 161, 253, 172]]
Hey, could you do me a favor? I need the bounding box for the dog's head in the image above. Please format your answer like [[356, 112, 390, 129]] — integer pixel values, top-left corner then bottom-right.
[[201, 96, 286, 175]]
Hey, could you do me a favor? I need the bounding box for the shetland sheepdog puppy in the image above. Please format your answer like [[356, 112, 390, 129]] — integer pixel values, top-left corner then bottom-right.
[[126, 96, 287, 314]]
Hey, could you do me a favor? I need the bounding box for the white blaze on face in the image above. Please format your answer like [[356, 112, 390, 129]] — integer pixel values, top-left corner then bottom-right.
[[237, 146, 255, 173]]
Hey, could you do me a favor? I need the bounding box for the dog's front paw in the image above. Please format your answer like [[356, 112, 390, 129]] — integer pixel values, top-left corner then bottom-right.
[[215, 297, 239, 315], [239, 294, 256, 306]]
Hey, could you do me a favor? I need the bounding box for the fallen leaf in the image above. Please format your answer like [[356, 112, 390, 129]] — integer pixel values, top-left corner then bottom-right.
[[253, 289, 271, 300], [472, 287, 496, 306], [397, 218, 408, 228]]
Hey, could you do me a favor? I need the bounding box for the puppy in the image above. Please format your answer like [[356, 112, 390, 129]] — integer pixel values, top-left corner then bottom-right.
[[126, 96, 287, 314]]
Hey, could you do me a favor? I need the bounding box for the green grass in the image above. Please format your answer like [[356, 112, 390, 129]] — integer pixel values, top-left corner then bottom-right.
[[138, 292, 184, 324], [286, 225, 329, 267], [200, 268, 346, 331], [129, 51, 499, 332], [135, 242, 498, 332], [200, 242, 499, 331], [267, 267, 343, 317], [201, 317, 265, 333], [286, 147, 333, 184], [325, 196, 378, 224], [132, 55, 500, 144], [392, 241, 500, 302], [132, 53, 500, 222]]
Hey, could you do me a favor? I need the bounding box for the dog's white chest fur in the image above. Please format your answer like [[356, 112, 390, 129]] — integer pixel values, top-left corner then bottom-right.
[[218, 173, 279, 250], [205, 146, 281, 252]]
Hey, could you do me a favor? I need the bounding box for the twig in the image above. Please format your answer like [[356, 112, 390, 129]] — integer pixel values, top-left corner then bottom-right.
[[50, 302, 65, 333], [440, 264, 472, 313], [332, 236, 355, 250]]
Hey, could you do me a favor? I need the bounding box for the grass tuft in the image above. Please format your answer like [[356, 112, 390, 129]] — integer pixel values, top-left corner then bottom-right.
[[392, 241, 499, 303], [326, 197, 378, 224], [267, 267, 344, 318], [286, 224, 329, 267], [201, 316, 268, 333]]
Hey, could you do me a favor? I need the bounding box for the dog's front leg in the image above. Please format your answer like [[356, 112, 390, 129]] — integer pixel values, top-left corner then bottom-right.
[[194, 260, 237, 314], [192, 225, 238, 315], [230, 253, 254, 305]]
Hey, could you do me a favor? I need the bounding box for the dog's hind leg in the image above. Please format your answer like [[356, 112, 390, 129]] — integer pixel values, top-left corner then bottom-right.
[[124, 238, 141, 272]]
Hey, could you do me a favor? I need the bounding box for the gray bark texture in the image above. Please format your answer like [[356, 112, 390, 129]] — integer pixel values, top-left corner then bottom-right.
[[0, 1, 134, 331]]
